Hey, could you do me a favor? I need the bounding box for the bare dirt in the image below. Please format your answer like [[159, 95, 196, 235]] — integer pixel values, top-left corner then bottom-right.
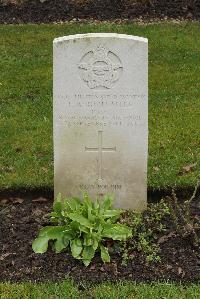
[[0, 196, 199, 283], [0, 0, 200, 24]]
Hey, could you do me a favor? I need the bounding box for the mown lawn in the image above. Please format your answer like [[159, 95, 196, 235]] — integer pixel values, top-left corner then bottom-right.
[[1, 281, 200, 299], [0, 22, 199, 191]]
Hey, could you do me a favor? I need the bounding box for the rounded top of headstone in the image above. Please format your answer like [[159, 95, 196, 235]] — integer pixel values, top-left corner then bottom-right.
[[53, 33, 148, 44]]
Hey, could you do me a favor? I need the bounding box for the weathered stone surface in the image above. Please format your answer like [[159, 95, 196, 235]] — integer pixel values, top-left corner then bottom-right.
[[53, 33, 148, 210]]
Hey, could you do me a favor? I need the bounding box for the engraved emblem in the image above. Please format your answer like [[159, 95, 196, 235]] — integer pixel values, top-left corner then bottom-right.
[[85, 131, 116, 181], [78, 45, 123, 90]]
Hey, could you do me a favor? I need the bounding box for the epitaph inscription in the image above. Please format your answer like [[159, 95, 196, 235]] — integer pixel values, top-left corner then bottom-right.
[[54, 33, 148, 211]]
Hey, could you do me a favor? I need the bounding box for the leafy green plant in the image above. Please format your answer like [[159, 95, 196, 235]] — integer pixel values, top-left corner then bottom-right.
[[119, 200, 170, 264], [32, 193, 132, 266]]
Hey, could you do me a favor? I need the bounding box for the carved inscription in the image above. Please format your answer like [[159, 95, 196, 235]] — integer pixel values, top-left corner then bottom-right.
[[55, 93, 146, 128], [79, 183, 122, 190], [78, 45, 123, 90]]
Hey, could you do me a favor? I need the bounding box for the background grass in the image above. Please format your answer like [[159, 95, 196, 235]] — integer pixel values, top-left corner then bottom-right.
[[0, 22, 199, 191], [1, 281, 200, 299]]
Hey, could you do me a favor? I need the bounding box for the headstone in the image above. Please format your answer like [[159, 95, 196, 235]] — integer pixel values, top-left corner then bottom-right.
[[53, 33, 148, 211]]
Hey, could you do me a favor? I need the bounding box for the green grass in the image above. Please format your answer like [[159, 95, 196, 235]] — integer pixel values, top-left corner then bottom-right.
[[0, 22, 200, 191], [1, 281, 200, 299]]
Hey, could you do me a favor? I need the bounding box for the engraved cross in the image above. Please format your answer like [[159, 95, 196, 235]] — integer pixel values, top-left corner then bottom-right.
[[85, 131, 116, 181]]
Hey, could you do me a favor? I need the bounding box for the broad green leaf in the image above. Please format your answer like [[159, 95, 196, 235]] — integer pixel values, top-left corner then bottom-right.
[[102, 224, 132, 241], [84, 233, 99, 250], [92, 239, 99, 251], [70, 220, 79, 231], [37, 226, 55, 237], [32, 236, 49, 253], [83, 260, 91, 267], [63, 233, 72, 246], [38, 226, 68, 239], [101, 195, 113, 210], [70, 221, 89, 234], [83, 235, 93, 246], [67, 197, 81, 212], [68, 213, 93, 228], [100, 245, 110, 263], [49, 212, 59, 218], [61, 211, 66, 217], [93, 201, 100, 210], [54, 237, 67, 253], [82, 193, 94, 221], [82, 246, 95, 266], [79, 225, 90, 233], [83, 192, 92, 204], [54, 230, 72, 253], [87, 205, 94, 222], [33, 225, 72, 254], [103, 210, 122, 219], [70, 238, 83, 258], [97, 224, 103, 235], [50, 218, 59, 224], [53, 201, 62, 213]]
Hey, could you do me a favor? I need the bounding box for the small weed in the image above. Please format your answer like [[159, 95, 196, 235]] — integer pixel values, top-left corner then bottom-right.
[[166, 182, 200, 248], [119, 200, 170, 264]]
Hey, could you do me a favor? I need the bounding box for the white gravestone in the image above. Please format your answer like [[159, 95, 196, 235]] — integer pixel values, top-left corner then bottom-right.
[[53, 33, 148, 211]]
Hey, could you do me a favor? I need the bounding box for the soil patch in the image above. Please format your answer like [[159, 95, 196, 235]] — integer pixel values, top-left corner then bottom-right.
[[0, 196, 199, 283], [0, 0, 200, 24], [0, 186, 199, 203]]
